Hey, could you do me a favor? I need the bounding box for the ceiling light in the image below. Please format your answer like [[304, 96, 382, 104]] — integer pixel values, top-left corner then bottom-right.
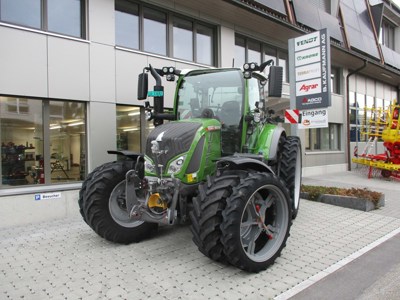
[[68, 122, 84, 127], [123, 128, 139, 132], [381, 73, 393, 79]]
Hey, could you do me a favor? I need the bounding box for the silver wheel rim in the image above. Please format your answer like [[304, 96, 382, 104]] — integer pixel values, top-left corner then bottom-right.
[[109, 180, 144, 228], [240, 184, 289, 262]]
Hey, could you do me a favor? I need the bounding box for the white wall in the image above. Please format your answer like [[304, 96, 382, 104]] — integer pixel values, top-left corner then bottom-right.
[[0, 27, 47, 97], [0, 190, 80, 228]]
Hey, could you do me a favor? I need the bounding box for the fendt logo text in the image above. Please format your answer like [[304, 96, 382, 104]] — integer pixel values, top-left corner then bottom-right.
[[299, 83, 319, 92], [296, 37, 317, 47]]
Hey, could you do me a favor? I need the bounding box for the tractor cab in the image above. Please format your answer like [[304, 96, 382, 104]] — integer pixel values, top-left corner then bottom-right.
[[175, 68, 245, 155]]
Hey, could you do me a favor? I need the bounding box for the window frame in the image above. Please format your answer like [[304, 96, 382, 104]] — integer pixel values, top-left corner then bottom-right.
[[0, 0, 86, 39], [115, 0, 217, 66], [380, 18, 395, 50], [234, 34, 289, 82], [305, 123, 342, 151], [0, 95, 87, 189]]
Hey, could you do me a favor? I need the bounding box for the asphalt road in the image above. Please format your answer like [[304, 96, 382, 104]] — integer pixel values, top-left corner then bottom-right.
[[289, 233, 400, 300]]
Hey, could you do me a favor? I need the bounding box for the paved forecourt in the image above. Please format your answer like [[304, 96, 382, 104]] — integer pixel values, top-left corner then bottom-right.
[[1, 171, 400, 299]]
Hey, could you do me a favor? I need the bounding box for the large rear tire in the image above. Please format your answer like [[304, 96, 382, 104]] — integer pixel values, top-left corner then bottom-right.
[[280, 136, 302, 219], [81, 160, 157, 244], [190, 172, 244, 262], [221, 172, 291, 273]]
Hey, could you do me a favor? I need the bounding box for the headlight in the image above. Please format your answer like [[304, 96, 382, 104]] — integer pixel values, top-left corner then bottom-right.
[[167, 155, 186, 174], [144, 157, 155, 173]]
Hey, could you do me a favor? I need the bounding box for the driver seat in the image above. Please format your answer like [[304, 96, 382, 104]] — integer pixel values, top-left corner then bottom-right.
[[219, 101, 241, 126]]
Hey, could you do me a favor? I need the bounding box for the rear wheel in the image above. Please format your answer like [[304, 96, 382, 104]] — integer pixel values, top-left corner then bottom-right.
[[280, 136, 302, 219], [81, 160, 157, 244], [221, 172, 291, 273]]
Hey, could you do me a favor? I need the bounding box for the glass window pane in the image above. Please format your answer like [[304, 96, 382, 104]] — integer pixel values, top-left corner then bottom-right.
[[329, 124, 341, 150], [248, 40, 261, 64], [143, 8, 166, 55], [319, 127, 330, 150], [248, 78, 260, 111], [366, 96, 374, 108], [173, 17, 193, 61], [305, 129, 311, 150], [196, 24, 213, 65], [116, 106, 141, 152], [234, 36, 245, 68], [49, 101, 86, 183], [115, 0, 139, 49], [330, 66, 341, 94], [1, 97, 43, 187], [48, 0, 82, 37], [278, 52, 288, 82], [0, 0, 41, 29], [264, 46, 276, 75]]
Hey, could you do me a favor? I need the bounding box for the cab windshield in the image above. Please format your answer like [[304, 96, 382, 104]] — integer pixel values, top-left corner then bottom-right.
[[177, 69, 244, 154]]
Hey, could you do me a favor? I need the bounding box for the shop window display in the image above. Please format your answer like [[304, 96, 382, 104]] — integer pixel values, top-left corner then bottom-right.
[[116, 106, 141, 152], [0, 97, 86, 188], [49, 100, 86, 183]]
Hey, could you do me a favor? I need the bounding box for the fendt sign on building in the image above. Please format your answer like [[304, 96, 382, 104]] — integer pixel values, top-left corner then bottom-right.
[[289, 29, 331, 110]]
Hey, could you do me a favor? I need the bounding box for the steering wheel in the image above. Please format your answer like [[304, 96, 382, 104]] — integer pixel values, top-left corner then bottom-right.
[[201, 108, 215, 119]]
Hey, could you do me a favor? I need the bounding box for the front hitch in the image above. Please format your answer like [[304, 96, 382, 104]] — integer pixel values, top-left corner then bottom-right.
[[125, 169, 140, 215], [126, 175, 181, 225]]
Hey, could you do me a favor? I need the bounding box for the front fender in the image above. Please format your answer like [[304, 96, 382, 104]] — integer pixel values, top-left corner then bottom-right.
[[107, 150, 144, 162]]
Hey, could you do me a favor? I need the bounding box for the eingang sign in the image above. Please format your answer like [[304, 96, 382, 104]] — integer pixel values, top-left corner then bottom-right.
[[289, 29, 331, 110]]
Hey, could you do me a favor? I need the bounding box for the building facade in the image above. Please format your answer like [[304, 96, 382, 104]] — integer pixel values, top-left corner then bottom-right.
[[1, 0, 400, 223]]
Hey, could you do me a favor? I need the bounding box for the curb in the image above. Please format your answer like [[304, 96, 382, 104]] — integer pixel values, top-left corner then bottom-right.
[[300, 192, 385, 212]]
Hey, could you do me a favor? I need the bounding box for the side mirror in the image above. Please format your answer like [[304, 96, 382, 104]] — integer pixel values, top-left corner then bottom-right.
[[268, 66, 283, 98], [137, 72, 148, 100]]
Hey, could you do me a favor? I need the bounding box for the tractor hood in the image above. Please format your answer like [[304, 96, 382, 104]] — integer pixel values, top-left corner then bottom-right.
[[145, 119, 221, 182], [145, 121, 202, 167]]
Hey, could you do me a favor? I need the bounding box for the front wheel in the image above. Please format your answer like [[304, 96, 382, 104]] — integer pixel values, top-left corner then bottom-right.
[[189, 172, 245, 262], [221, 173, 291, 273], [81, 160, 157, 244]]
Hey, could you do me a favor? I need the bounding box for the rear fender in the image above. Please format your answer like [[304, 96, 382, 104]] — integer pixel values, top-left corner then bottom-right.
[[217, 155, 274, 174], [255, 125, 286, 161]]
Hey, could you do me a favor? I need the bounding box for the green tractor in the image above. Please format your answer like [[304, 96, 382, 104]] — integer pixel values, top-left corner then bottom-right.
[[79, 61, 302, 273]]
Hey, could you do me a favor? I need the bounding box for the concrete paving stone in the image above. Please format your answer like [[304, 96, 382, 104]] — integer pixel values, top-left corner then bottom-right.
[[253, 287, 279, 299], [105, 286, 127, 298], [1, 174, 400, 300], [219, 288, 245, 299], [81, 293, 104, 300], [281, 274, 304, 286]]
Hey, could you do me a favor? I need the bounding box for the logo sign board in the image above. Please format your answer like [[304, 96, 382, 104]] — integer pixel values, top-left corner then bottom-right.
[[289, 29, 331, 110], [147, 90, 164, 97], [297, 108, 328, 129], [34, 192, 62, 201]]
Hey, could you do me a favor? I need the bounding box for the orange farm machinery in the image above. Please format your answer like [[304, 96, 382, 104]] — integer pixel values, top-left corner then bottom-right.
[[353, 104, 400, 179]]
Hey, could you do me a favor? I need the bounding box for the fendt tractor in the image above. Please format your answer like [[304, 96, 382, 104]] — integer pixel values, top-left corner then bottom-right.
[[79, 61, 302, 272]]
